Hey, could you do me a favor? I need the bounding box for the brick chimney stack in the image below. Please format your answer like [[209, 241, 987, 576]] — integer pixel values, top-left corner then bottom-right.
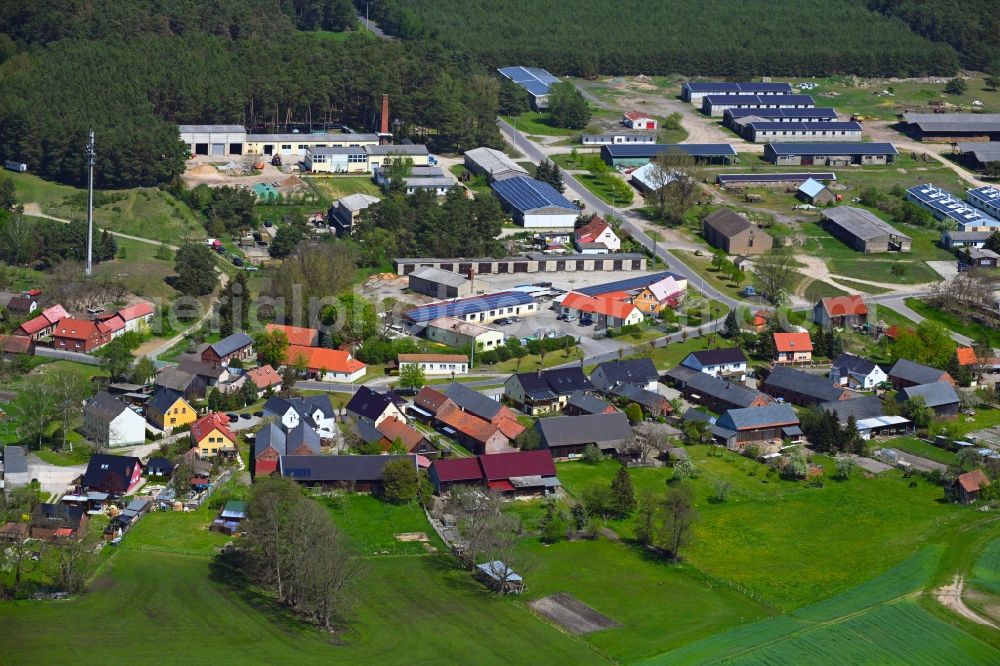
[[378, 94, 392, 144]]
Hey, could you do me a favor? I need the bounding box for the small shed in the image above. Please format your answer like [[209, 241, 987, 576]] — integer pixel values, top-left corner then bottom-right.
[[212, 499, 248, 535], [797, 178, 835, 205], [475, 560, 524, 594]]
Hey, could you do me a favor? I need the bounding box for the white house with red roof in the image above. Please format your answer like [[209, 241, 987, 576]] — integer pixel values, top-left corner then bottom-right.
[[14, 304, 69, 341], [116, 301, 155, 333], [574, 217, 621, 253], [622, 111, 658, 130]]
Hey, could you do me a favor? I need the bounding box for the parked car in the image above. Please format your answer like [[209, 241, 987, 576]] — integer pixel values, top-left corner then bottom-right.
[[264, 220, 273, 227], [564, 314, 577, 322], [253, 411, 264, 418], [579, 317, 593, 327], [510, 316, 521, 323], [240, 413, 252, 420], [232, 257, 244, 267], [226, 413, 239, 421], [494, 318, 511, 326], [244, 266, 259, 272]]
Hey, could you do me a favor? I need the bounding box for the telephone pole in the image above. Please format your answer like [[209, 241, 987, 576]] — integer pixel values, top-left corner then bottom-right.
[[85, 130, 95, 277]]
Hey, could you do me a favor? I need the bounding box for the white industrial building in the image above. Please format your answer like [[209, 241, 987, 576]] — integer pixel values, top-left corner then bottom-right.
[[490, 176, 579, 228], [179, 124, 382, 159]]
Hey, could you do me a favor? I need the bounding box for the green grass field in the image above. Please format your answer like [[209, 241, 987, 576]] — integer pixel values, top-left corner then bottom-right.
[[94, 237, 178, 301], [969, 537, 1000, 597], [676, 250, 749, 302], [887, 436, 959, 466], [502, 112, 580, 137], [557, 452, 980, 611], [804, 75, 1000, 121], [833, 278, 892, 295], [320, 494, 446, 556], [905, 298, 1000, 347], [642, 545, 1000, 664], [305, 175, 381, 202], [8, 171, 205, 244], [523, 538, 771, 662]]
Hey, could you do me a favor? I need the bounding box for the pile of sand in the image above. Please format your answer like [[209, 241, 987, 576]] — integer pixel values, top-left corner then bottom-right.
[[281, 175, 306, 188], [189, 164, 217, 175]]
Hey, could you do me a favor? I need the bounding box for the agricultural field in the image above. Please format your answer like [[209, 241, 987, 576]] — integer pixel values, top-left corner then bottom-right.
[[645, 546, 1000, 664], [7, 171, 205, 244]]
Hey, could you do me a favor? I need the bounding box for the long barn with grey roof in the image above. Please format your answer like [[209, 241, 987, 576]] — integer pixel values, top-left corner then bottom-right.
[[765, 143, 897, 166], [820, 207, 911, 253], [392, 253, 647, 276], [902, 113, 1000, 142], [681, 81, 793, 103]]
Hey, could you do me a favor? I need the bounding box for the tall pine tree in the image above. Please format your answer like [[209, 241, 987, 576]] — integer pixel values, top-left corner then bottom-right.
[[609, 466, 636, 518]]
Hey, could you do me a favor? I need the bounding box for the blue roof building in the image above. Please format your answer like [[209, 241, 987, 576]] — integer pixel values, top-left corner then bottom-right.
[[907, 184, 1000, 232], [404, 290, 537, 324], [497, 66, 561, 109]]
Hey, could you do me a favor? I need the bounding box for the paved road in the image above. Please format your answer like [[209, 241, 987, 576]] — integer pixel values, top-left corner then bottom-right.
[[877, 295, 974, 346], [358, 13, 391, 40]]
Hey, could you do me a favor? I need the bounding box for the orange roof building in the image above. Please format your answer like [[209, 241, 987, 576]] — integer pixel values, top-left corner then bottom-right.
[[245, 365, 283, 392], [773, 332, 813, 364], [956, 347, 977, 366], [190, 413, 236, 457], [436, 404, 513, 456], [266, 323, 319, 347], [560, 292, 644, 328], [285, 345, 366, 382]]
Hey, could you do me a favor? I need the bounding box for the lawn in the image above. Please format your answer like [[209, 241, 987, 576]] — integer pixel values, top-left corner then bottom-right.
[[805, 75, 1000, 121], [0, 545, 604, 665], [502, 112, 580, 137], [8, 171, 205, 244], [319, 494, 446, 556], [522, 538, 772, 662], [575, 173, 633, 207], [94, 237, 179, 301], [645, 336, 736, 370], [644, 545, 1000, 665], [556, 450, 980, 611], [833, 278, 891, 295], [905, 298, 1000, 347], [969, 537, 1000, 597], [448, 165, 492, 196], [801, 276, 848, 302], [887, 435, 958, 466], [676, 250, 749, 302], [305, 175, 381, 202]]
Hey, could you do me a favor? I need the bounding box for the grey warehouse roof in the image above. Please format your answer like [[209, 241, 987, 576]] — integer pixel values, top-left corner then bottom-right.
[[715, 403, 799, 431], [603, 143, 737, 158], [179, 124, 245, 134], [491, 176, 577, 213], [818, 395, 884, 423], [537, 412, 632, 448], [410, 267, 469, 288], [903, 113, 1000, 133], [889, 359, 947, 385], [209, 332, 253, 358], [465, 147, 527, 178], [767, 143, 898, 155], [822, 207, 911, 242], [764, 365, 848, 403], [896, 382, 960, 408]]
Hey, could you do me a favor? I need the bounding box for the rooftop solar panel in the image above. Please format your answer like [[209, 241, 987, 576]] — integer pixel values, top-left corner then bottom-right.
[[497, 66, 561, 97], [906, 184, 1000, 229], [766, 142, 898, 155], [521, 81, 551, 96], [603, 143, 737, 158], [491, 176, 576, 212], [404, 291, 536, 323], [577, 271, 684, 296]]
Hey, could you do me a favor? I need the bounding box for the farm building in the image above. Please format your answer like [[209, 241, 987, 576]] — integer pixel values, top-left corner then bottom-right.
[[764, 142, 897, 166], [535, 413, 633, 458], [953, 469, 991, 504], [408, 266, 481, 299], [374, 166, 454, 196], [581, 134, 657, 146], [906, 184, 1000, 232], [895, 382, 960, 418], [855, 415, 914, 440], [957, 143, 1000, 170], [279, 455, 415, 492], [716, 172, 836, 188], [961, 247, 1000, 269], [52, 318, 114, 353], [742, 121, 862, 143], [888, 359, 954, 390], [622, 111, 657, 130], [393, 253, 647, 275], [702, 209, 773, 255], [576, 271, 688, 297], [813, 295, 868, 331], [497, 66, 560, 109], [901, 113, 1000, 143], [178, 125, 250, 157], [201, 332, 253, 368], [796, 178, 835, 205], [565, 392, 617, 416], [762, 365, 852, 406], [711, 403, 801, 451], [681, 81, 793, 103], [491, 176, 579, 228], [404, 291, 537, 325], [724, 107, 839, 130], [423, 316, 505, 351], [940, 230, 992, 250], [819, 395, 885, 423], [967, 186, 1000, 220], [179, 125, 382, 158], [601, 143, 736, 167], [428, 450, 557, 496], [254, 423, 321, 477], [701, 94, 815, 117], [820, 207, 911, 253], [630, 161, 678, 194], [464, 147, 528, 182], [398, 354, 469, 377]]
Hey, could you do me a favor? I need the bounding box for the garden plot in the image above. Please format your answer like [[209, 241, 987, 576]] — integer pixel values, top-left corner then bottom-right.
[[530, 593, 620, 635]]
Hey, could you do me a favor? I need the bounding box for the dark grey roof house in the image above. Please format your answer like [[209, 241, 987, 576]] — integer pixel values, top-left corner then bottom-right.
[[536, 412, 633, 457], [590, 358, 659, 392], [663, 365, 772, 412], [145, 457, 175, 477], [817, 395, 884, 423], [444, 382, 503, 421], [345, 386, 399, 425], [888, 359, 954, 390], [565, 391, 615, 416], [278, 454, 414, 491], [896, 382, 960, 417], [712, 403, 801, 449], [762, 365, 853, 406]]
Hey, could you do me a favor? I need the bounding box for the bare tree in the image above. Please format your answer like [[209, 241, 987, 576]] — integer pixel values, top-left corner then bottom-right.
[[0, 485, 45, 597], [242, 476, 302, 601], [49, 523, 98, 594], [655, 148, 706, 224], [47, 368, 90, 452], [642, 155, 678, 220], [661, 483, 698, 560], [754, 251, 797, 306], [2, 206, 35, 266]]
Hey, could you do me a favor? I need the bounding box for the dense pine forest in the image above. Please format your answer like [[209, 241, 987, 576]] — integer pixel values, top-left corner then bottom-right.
[[362, 0, 997, 79], [0, 1, 503, 188]]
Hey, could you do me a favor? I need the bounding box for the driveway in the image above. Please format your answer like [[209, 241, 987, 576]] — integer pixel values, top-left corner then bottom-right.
[[26, 454, 86, 496]]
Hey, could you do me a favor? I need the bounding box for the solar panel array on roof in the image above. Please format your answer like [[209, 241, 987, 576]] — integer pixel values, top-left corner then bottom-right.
[[404, 291, 536, 323], [490, 176, 576, 212], [967, 186, 1000, 218], [717, 173, 836, 185], [906, 184, 1000, 230], [684, 82, 793, 93], [603, 143, 737, 158], [725, 108, 837, 121], [577, 271, 683, 296], [766, 142, 898, 156], [497, 67, 561, 97]]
